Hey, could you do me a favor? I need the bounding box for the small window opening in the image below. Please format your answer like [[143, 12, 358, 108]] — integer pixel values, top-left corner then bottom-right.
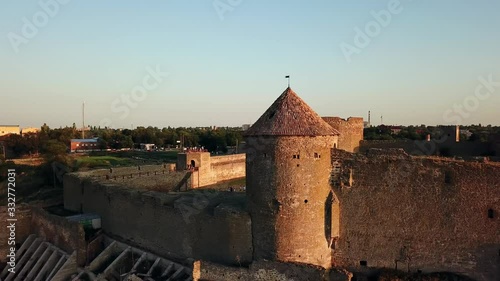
[[263, 153, 267, 158], [334, 143, 337, 148], [360, 260, 367, 266], [488, 209, 494, 219], [293, 155, 297, 159], [304, 199, 308, 204], [297, 154, 300, 159], [296, 164, 300, 167], [314, 152, 320, 158]]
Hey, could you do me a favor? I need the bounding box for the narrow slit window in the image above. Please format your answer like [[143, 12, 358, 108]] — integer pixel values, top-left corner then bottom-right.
[[444, 171, 452, 184], [488, 209, 494, 219]]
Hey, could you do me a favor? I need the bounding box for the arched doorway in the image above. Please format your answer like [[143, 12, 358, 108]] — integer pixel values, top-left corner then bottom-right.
[[190, 160, 196, 168]]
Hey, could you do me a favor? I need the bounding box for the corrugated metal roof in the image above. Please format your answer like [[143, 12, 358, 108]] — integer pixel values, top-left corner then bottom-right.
[[70, 138, 98, 143], [245, 87, 340, 137]]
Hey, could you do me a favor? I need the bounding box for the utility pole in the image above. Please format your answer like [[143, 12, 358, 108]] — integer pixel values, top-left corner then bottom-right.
[[82, 101, 85, 139], [181, 133, 184, 151]]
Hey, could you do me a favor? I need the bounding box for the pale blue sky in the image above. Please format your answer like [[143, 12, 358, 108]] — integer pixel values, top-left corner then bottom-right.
[[1, 0, 499, 129]]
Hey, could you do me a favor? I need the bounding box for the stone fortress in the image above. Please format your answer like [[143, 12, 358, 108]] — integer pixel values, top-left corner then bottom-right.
[[2, 87, 499, 281]]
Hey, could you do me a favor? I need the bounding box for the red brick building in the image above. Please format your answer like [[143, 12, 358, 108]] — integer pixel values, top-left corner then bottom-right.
[[70, 138, 99, 152]]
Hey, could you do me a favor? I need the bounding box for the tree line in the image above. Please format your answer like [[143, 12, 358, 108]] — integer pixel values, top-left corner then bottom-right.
[[364, 124, 500, 141], [1, 124, 244, 159]]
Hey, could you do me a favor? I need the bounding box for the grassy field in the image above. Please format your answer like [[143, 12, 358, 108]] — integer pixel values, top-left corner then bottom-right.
[[74, 156, 134, 169], [75, 150, 179, 169], [0, 150, 181, 206]]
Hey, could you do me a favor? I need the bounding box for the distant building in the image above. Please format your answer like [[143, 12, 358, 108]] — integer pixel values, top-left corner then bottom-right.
[[460, 129, 473, 140], [21, 127, 40, 135], [140, 143, 157, 151], [389, 126, 402, 135], [0, 125, 20, 136], [435, 125, 460, 143], [241, 124, 251, 131], [70, 138, 99, 152]]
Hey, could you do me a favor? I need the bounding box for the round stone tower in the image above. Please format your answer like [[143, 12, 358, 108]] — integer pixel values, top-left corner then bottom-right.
[[244, 87, 339, 268]]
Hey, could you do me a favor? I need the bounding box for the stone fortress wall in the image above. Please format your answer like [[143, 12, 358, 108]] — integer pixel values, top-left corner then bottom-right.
[[59, 136, 499, 280], [322, 117, 364, 153], [176, 152, 246, 188], [330, 149, 500, 281], [63, 173, 253, 266]]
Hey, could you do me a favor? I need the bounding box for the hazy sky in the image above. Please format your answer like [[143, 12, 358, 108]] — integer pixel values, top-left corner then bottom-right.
[[1, 0, 499, 129]]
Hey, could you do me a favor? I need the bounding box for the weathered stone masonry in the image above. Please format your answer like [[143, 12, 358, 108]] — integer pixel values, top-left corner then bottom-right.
[[63, 174, 253, 266], [330, 149, 500, 281], [176, 152, 246, 188]]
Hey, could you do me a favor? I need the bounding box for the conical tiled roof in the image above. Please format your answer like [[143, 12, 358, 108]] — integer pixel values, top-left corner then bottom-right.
[[245, 88, 340, 136]]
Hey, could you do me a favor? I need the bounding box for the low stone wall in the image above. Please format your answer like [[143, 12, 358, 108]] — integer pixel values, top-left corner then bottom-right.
[[0, 204, 31, 264], [30, 207, 86, 266], [360, 139, 493, 157], [192, 260, 352, 281], [0, 205, 85, 267], [177, 153, 246, 188], [64, 173, 253, 265]]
